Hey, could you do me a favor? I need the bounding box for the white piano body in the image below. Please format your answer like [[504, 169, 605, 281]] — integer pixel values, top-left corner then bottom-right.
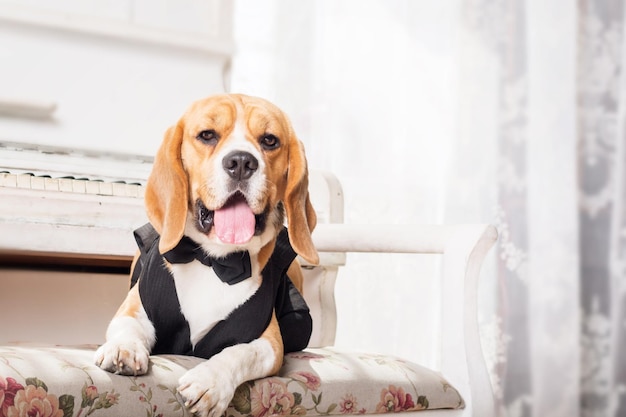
[[0, 142, 345, 348]]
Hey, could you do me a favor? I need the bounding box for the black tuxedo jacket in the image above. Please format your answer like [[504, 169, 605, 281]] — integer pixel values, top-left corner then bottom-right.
[[130, 224, 312, 359]]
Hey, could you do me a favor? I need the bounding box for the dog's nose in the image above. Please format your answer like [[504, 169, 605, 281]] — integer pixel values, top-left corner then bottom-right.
[[222, 151, 258, 180]]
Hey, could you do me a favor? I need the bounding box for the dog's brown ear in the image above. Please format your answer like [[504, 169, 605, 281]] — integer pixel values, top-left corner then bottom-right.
[[145, 123, 188, 254], [284, 137, 319, 265]]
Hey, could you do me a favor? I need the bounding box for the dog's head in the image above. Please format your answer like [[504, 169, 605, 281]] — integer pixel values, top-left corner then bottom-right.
[[144, 94, 318, 265]]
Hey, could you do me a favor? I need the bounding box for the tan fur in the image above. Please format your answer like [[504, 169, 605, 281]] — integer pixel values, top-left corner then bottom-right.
[[144, 94, 318, 264], [144, 124, 188, 254], [286, 261, 305, 294], [114, 284, 142, 319], [261, 312, 285, 375], [284, 138, 318, 265]]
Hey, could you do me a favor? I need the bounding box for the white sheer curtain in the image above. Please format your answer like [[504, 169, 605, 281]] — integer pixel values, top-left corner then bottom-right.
[[231, 1, 626, 416]]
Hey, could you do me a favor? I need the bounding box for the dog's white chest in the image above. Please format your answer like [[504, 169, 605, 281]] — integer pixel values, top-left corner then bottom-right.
[[169, 260, 261, 346]]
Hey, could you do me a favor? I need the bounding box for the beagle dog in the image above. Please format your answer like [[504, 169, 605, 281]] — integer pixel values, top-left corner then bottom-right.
[[95, 94, 319, 417]]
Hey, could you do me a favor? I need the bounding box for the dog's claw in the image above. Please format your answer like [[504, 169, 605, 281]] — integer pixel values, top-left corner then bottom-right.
[[178, 361, 235, 417], [94, 341, 150, 376]]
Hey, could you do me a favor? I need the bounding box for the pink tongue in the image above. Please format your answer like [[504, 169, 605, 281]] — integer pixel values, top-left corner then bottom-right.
[[214, 198, 256, 244]]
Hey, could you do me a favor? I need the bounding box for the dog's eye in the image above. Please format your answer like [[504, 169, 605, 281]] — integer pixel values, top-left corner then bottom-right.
[[197, 129, 219, 145], [260, 134, 280, 150]]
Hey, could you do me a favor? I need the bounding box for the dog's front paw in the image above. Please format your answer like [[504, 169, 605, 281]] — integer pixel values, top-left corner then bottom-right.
[[94, 340, 150, 376], [178, 361, 235, 417]]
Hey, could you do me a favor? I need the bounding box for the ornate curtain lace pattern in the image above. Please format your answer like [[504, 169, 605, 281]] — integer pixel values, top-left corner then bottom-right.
[[461, 1, 626, 416]]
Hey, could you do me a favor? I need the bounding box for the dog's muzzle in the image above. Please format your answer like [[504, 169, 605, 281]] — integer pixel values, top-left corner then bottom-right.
[[194, 151, 268, 244], [196, 196, 268, 244]]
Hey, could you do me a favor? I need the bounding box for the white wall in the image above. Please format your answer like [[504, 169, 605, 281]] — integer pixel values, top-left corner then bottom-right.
[[231, 0, 469, 366]]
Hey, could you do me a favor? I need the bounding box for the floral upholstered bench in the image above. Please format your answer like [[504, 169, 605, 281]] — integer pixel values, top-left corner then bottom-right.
[[0, 345, 464, 417], [0, 170, 497, 417]]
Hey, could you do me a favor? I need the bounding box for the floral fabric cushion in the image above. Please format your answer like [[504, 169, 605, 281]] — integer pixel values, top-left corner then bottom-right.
[[0, 345, 463, 417]]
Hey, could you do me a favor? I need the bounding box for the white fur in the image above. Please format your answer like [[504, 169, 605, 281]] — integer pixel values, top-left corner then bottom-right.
[[178, 338, 277, 417], [94, 305, 155, 375], [169, 258, 261, 346]]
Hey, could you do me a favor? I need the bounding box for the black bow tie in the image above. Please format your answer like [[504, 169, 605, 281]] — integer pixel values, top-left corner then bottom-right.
[[163, 236, 252, 285]]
